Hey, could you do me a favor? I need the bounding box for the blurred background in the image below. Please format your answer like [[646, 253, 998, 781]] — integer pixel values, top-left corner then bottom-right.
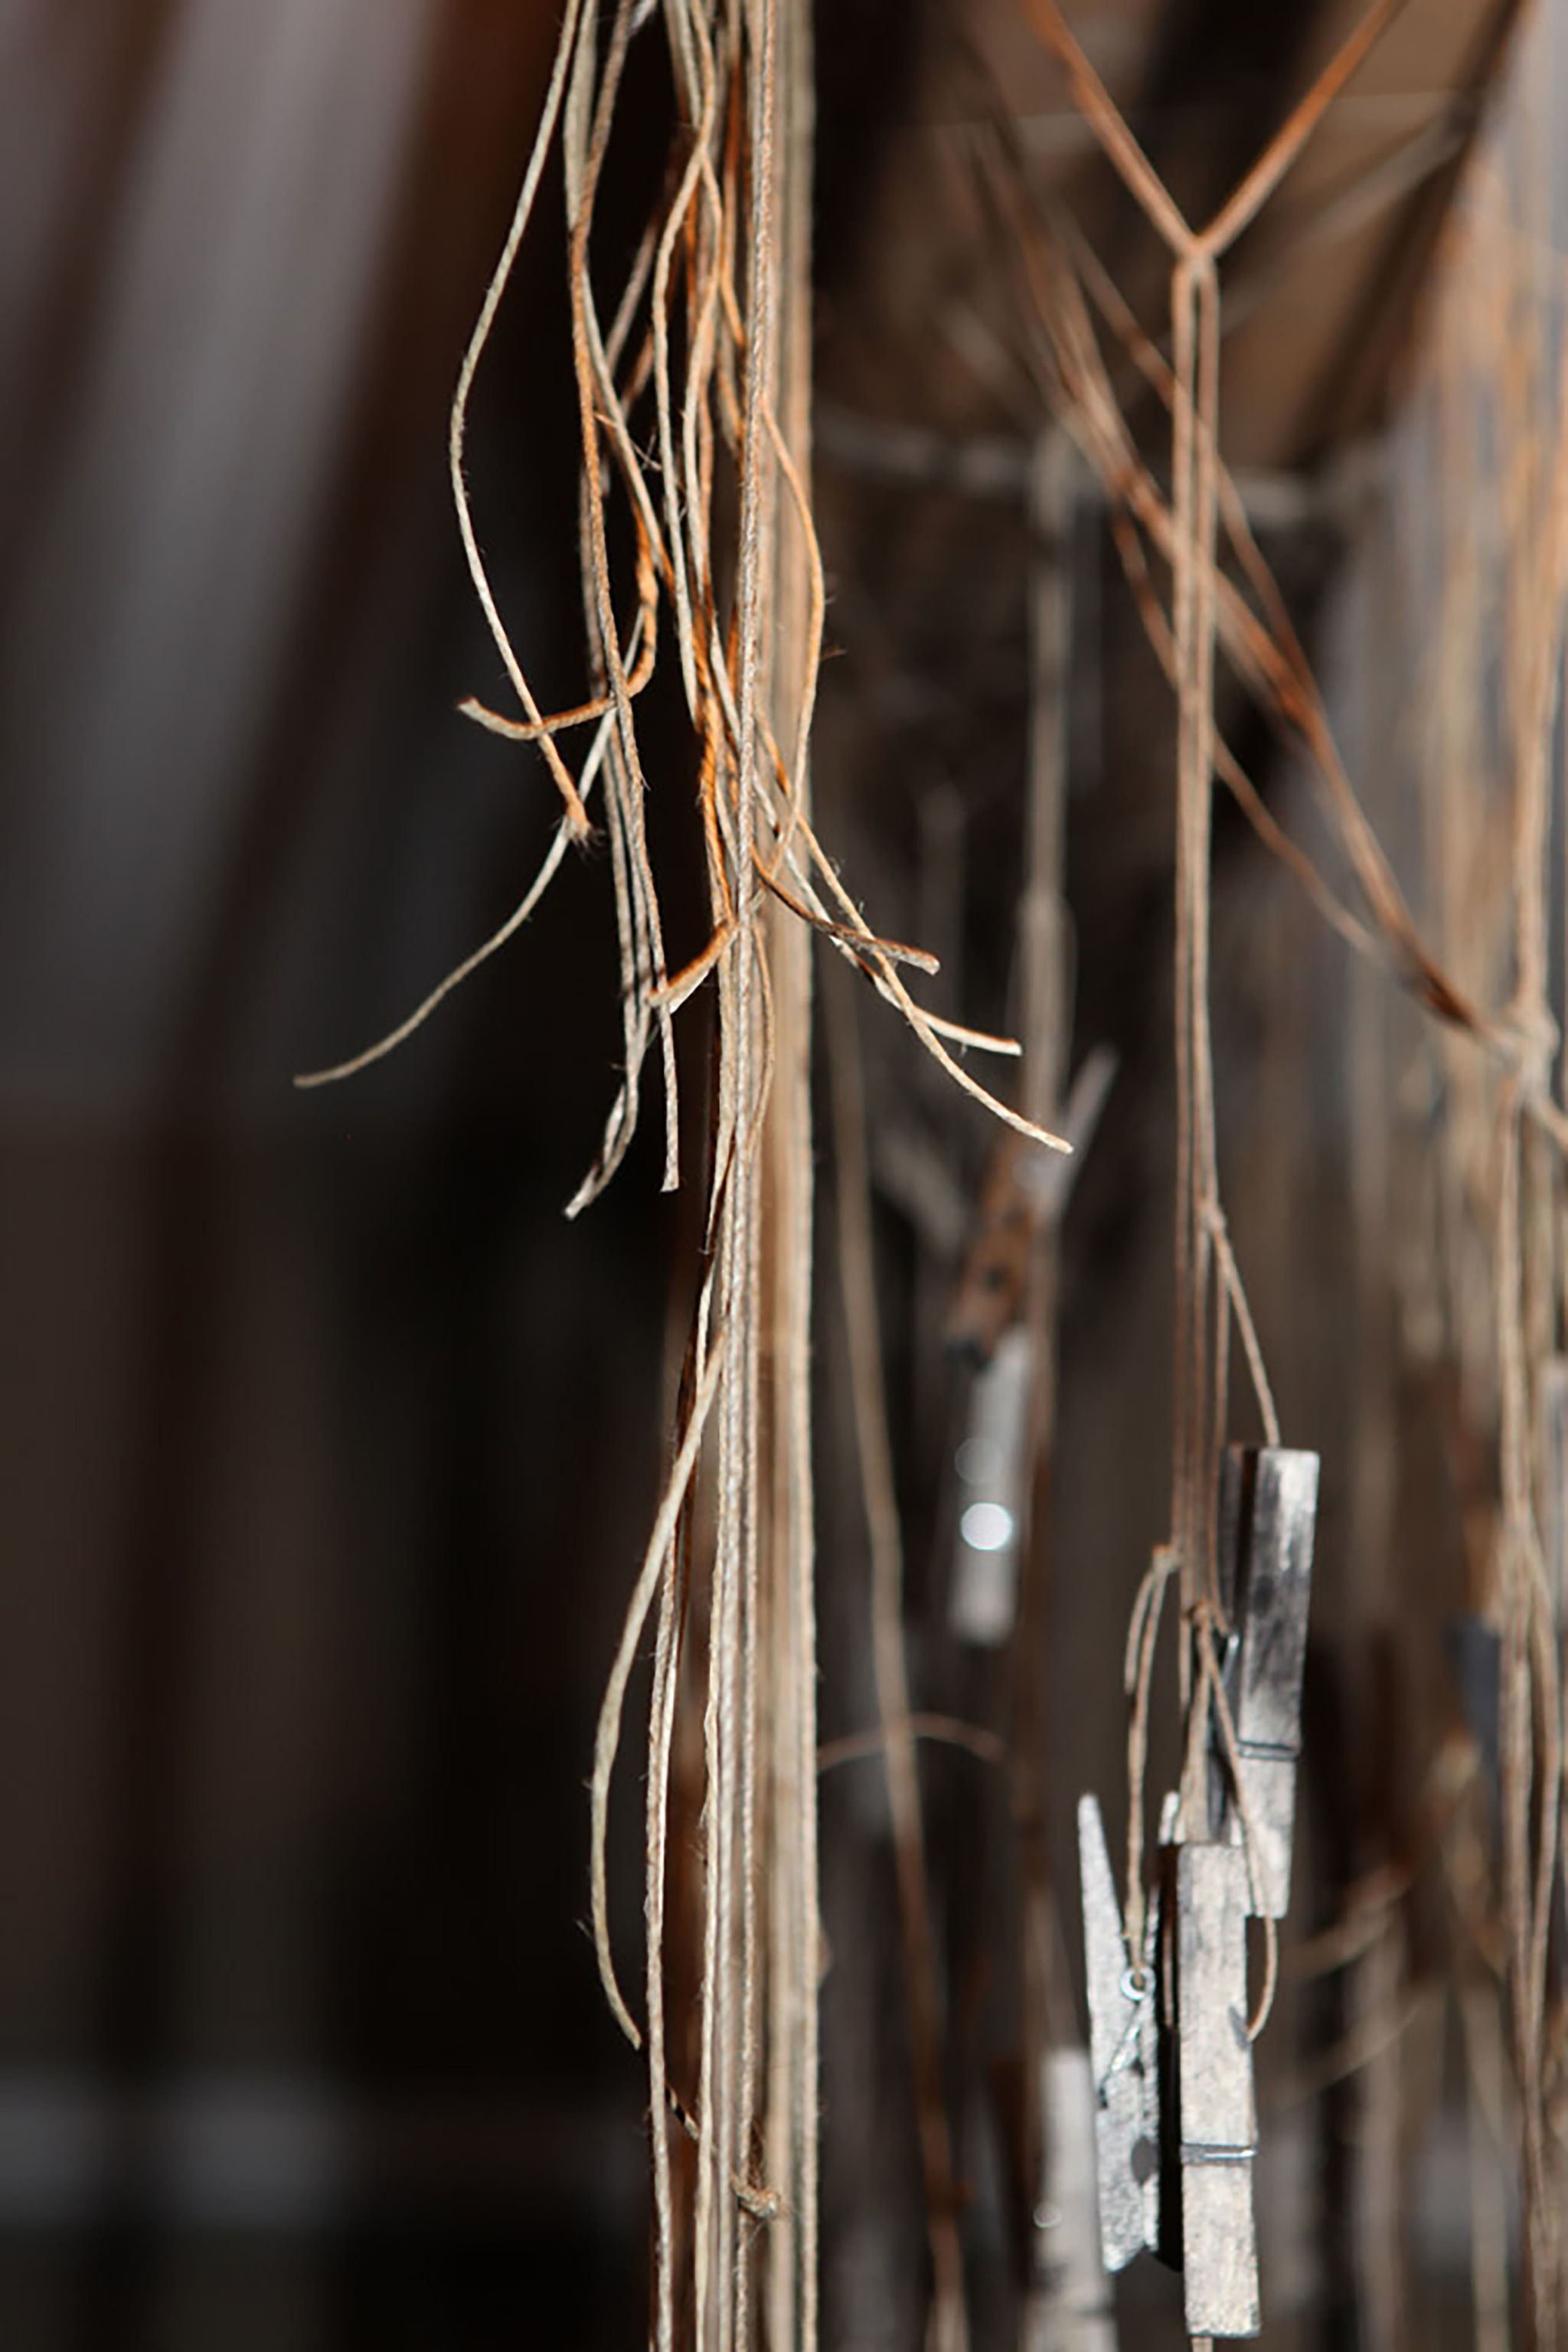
[[0, 1, 1558, 2346], [0, 4, 675, 2343]]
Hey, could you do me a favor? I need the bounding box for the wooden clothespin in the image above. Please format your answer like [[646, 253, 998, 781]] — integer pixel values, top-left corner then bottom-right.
[[1174, 1446, 1317, 2337], [1079, 1449, 1318, 2340], [946, 1048, 1118, 1647], [1034, 2044, 1118, 2352], [1210, 1446, 1320, 1918], [949, 1326, 1033, 1646], [1079, 1795, 1264, 2337], [945, 1045, 1118, 1366], [946, 1135, 1039, 1368], [1174, 1841, 1259, 2338], [1076, 1792, 1161, 2272]]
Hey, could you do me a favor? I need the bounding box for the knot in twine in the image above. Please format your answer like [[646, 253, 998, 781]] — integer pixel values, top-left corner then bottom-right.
[[1501, 996, 1560, 1104]]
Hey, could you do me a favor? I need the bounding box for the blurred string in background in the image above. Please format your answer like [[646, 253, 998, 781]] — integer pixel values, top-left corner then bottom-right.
[[2, 1, 1568, 2347]]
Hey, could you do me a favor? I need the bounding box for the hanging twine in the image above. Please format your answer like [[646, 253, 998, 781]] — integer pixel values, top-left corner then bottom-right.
[[1493, 248, 1568, 2337], [1024, 13, 1568, 2339], [1024, 0, 1404, 2040], [288, 4, 1083, 2343]]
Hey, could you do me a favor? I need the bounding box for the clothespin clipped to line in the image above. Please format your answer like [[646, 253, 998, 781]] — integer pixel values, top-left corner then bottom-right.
[[1077, 1445, 1318, 2341], [1077, 1788, 1165, 2274], [1175, 1837, 1259, 2340], [946, 1045, 1117, 1369], [1208, 1448, 1319, 1919], [947, 1047, 1117, 1650]]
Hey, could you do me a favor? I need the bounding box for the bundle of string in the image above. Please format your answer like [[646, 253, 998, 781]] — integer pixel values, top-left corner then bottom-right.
[[980, 4, 1568, 2339], [1005, 0, 1419, 2059], [1428, 116, 1568, 2340], [298, 2, 1068, 2344], [1308, 99, 1568, 2337]]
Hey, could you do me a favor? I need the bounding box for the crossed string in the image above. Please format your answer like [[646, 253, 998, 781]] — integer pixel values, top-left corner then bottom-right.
[[1024, 0, 1407, 2034], [304, 5, 1076, 2347]]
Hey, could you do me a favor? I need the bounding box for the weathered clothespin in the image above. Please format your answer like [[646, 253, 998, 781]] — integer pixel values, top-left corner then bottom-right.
[[1031, 2046, 1118, 2352], [1079, 1449, 1315, 2338], [1076, 1792, 1161, 2272], [949, 1325, 1034, 1647], [945, 1046, 1118, 1367], [1175, 1841, 1259, 2338], [1079, 1797, 1264, 2337], [946, 1056, 1119, 1649], [1209, 1446, 1320, 1917], [1175, 1444, 1316, 2337]]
